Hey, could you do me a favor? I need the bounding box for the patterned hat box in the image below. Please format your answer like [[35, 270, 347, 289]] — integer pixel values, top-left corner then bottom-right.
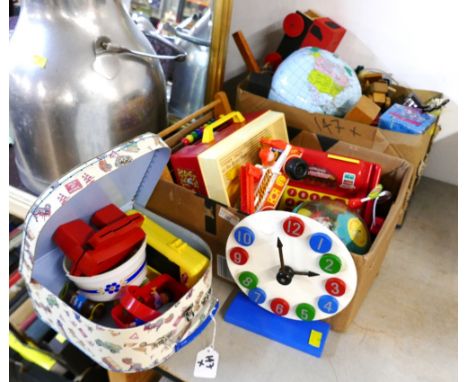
[[19, 133, 218, 373]]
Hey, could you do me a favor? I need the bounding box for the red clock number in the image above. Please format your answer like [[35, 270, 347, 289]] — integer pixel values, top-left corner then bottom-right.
[[325, 278, 346, 297], [229, 247, 249, 265], [270, 298, 290, 316], [283, 216, 305, 237]]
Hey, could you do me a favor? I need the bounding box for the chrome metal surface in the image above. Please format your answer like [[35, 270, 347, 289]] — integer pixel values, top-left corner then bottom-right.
[[96, 36, 187, 61], [9, 0, 168, 195], [168, 9, 212, 119]]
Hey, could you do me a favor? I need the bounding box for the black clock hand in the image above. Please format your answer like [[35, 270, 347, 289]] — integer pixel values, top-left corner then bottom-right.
[[291, 270, 320, 277], [276, 237, 285, 271]]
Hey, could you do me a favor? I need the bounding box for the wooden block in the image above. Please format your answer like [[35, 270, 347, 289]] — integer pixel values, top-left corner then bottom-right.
[[373, 92, 387, 105], [344, 96, 381, 124], [385, 96, 392, 108], [358, 71, 383, 83], [371, 81, 389, 94]]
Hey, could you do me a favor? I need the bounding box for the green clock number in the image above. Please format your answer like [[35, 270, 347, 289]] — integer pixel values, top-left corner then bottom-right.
[[296, 303, 315, 321], [238, 271, 258, 290], [319, 254, 342, 274]]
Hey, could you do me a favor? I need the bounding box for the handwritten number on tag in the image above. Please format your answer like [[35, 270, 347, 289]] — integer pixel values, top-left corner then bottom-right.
[[194, 347, 219, 379]]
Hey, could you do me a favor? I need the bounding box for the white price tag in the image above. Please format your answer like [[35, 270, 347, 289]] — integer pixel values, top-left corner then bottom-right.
[[218, 207, 240, 226], [193, 346, 219, 379]]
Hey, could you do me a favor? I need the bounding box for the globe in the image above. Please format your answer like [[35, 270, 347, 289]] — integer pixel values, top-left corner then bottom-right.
[[268, 47, 362, 116], [294, 199, 371, 255]]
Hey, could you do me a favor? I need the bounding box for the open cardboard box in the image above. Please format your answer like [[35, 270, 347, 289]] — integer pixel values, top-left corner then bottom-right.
[[146, 131, 413, 332], [236, 79, 441, 225]]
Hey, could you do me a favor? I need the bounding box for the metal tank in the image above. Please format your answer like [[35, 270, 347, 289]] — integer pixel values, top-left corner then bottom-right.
[[167, 8, 212, 119], [9, 0, 182, 195]]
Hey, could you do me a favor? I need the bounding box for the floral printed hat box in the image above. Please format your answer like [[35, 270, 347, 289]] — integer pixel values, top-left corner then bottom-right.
[[19, 133, 218, 372]]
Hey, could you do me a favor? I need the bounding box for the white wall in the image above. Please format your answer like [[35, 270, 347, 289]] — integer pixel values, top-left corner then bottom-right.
[[225, 0, 459, 185]]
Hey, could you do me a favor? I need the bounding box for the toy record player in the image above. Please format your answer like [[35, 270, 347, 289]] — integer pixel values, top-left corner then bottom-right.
[[224, 209, 358, 357]]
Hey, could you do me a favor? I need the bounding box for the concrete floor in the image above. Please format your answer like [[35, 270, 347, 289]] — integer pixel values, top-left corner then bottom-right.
[[161, 176, 458, 382]]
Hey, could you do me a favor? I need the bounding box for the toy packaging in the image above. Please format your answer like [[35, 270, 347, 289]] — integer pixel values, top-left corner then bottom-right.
[[378, 103, 437, 134], [19, 133, 218, 372]]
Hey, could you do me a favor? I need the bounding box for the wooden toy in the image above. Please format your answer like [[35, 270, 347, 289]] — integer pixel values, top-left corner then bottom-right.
[[344, 95, 381, 124], [232, 30, 261, 73], [225, 210, 357, 321], [127, 210, 209, 288], [265, 11, 346, 69]]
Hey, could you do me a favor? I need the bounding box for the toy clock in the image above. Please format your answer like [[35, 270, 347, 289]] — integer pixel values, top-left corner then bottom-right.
[[226, 210, 357, 321]]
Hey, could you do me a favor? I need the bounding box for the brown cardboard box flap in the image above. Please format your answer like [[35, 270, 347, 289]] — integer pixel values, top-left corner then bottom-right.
[[237, 79, 440, 170]]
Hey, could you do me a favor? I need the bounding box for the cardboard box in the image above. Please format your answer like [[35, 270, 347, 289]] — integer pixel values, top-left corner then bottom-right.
[[236, 79, 442, 224], [146, 136, 413, 332]]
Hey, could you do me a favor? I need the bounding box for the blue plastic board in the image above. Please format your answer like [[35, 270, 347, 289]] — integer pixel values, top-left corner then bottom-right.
[[224, 292, 330, 358]]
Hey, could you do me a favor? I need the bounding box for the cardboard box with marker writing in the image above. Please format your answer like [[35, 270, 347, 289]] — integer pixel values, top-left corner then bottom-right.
[[236, 79, 441, 225], [146, 128, 413, 332]]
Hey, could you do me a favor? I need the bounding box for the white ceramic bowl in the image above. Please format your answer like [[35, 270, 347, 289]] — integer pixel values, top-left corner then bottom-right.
[[63, 239, 147, 302]]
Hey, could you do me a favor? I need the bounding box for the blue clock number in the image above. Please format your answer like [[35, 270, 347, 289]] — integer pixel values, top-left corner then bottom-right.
[[318, 295, 339, 314], [309, 233, 333, 253], [234, 227, 255, 246], [248, 287, 267, 304]]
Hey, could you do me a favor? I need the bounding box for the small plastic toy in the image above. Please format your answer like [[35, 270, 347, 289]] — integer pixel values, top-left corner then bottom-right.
[[294, 199, 371, 254], [378, 103, 437, 134], [59, 282, 105, 321], [111, 274, 188, 328], [266, 140, 382, 227], [127, 210, 209, 288], [239, 139, 302, 214], [53, 205, 145, 277]]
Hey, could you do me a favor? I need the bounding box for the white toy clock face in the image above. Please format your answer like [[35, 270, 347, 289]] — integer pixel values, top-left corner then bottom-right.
[[226, 210, 357, 321]]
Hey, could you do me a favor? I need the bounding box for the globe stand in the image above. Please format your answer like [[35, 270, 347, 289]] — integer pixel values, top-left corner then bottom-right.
[[224, 291, 330, 358]]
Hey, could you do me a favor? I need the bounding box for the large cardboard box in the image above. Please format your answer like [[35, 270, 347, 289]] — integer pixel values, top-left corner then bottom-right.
[[146, 135, 413, 332], [236, 79, 441, 224]]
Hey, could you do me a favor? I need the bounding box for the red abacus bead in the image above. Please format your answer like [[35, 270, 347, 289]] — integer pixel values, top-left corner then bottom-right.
[[348, 198, 363, 209]]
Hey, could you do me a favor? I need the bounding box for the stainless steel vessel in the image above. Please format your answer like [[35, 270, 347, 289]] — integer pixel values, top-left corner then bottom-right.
[[9, 0, 170, 195], [168, 8, 212, 119]]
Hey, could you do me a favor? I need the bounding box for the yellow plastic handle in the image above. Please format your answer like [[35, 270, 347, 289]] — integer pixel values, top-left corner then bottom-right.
[[9, 332, 57, 371], [202, 111, 245, 144]]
